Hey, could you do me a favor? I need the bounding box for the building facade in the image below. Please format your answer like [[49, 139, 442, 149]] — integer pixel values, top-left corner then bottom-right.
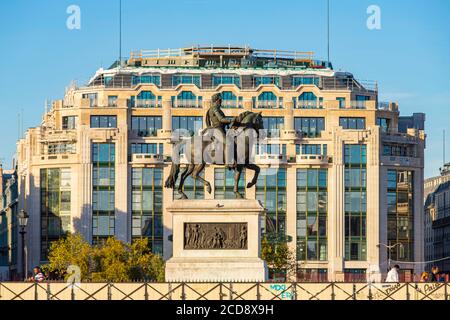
[[424, 163, 450, 273], [16, 46, 426, 281], [0, 164, 19, 280]]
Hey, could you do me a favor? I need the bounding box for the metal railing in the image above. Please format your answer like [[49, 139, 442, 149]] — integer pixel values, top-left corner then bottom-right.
[[0, 282, 448, 300], [134, 99, 162, 108], [172, 99, 201, 108], [130, 45, 315, 61], [295, 100, 324, 109], [254, 100, 283, 109]]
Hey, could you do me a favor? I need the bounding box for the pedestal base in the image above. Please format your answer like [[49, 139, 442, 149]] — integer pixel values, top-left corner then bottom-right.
[[165, 199, 267, 282], [165, 257, 267, 282]]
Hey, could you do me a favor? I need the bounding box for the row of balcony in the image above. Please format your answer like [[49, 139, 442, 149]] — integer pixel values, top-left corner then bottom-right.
[[135, 153, 331, 165], [85, 75, 378, 93], [78, 98, 393, 111]]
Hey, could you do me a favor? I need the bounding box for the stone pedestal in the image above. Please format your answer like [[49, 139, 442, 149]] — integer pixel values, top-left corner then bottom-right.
[[165, 199, 267, 282]]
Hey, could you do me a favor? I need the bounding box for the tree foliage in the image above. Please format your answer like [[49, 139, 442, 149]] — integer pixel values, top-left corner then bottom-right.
[[43, 234, 165, 282], [261, 237, 296, 280]]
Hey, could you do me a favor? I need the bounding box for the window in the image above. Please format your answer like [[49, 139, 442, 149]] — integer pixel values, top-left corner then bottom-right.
[[172, 116, 202, 137], [62, 116, 77, 130], [294, 117, 325, 138], [339, 117, 366, 130], [82, 93, 98, 107], [132, 168, 163, 255], [108, 96, 118, 107], [256, 144, 286, 156], [132, 74, 161, 86], [296, 144, 327, 155], [257, 169, 286, 235], [90, 116, 117, 128], [377, 118, 390, 133], [40, 168, 71, 260], [220, 91, 242, 108], [172, 91, 202, 108], [297, 169, 328, 261], [387, 170, 414, 262], [337, 97, 346, 108], [47, 143, 75, 154], [292, 76, 320, 87], [131, 116, 162, 137], [383, 144, 410, 157], [214, 168, 245, 199], [255, 92, 283, 109], [212, 75, 240, 87], [92, 143, 115, 243], [344, 144, 367, 261], [172, 74, 201, 87], [262, 117, 284, 137], [295, 92, 323, 109], [254, 76, 280, 87], [132, 91, 161, 108], [130, 143, 162, 155], [297, 268, 328, 282]]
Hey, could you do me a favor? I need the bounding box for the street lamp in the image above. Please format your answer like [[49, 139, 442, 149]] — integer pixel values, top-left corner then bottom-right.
[[18, 210, 29, 280], [377, 242, 403, 270]]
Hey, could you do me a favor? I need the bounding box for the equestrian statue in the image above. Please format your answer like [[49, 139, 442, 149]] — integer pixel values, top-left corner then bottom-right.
[[164, 93, 264, 199]]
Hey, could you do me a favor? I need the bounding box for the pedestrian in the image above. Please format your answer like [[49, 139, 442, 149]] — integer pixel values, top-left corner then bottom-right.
[[385, 265, 400, 282], [430, 266, 439, 282], [28, 266, 45, 282], [419, 271, 429, 282]]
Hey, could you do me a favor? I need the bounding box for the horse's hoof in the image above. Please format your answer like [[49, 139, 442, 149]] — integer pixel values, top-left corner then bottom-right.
[[247, 182, 255, 188], [178, 192, 188, 200], [235, 192, 243, 199], [206, 184, 212, 194]]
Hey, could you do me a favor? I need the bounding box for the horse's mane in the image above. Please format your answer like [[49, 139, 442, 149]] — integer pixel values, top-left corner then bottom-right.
[[236, 111, 261, 125]]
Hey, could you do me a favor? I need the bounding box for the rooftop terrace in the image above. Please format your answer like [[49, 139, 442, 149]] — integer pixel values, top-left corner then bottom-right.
[[126, 45, 333, 70]]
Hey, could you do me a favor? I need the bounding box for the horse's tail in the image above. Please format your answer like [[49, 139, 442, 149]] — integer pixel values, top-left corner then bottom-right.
[[164, 162, 180, 189], [165, 139, 185, 189]]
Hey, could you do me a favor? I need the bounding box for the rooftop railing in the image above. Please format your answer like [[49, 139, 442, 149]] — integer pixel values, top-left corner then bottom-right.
[[130, 45, 315, 62]]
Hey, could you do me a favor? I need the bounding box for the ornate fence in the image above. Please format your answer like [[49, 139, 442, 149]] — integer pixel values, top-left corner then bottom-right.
[[0, 282, 448, 300]]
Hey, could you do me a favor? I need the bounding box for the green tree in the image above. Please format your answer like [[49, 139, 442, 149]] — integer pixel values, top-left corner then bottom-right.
[[44, 233, 92, 281], [128, 238, 165, 282], [91, 237, 129, 282], [44, 235, 165, 282], [261, 237, 296, 281]]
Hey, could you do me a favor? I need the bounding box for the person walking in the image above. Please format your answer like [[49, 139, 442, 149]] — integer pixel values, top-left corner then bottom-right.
[[385, 265, 400, 282], [28, 266, 45, 282], [419, 271, 429, 282], [430, 266, 439, 282]]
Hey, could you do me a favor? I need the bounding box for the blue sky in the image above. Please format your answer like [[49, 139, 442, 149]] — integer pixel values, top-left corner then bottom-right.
[[0, 0, 449, 177]]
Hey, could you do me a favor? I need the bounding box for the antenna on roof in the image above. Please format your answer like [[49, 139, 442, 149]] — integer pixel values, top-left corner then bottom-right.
[[327, 0, 331, 67], [444, 129, 446, 166], [118, 0, 122, 69]]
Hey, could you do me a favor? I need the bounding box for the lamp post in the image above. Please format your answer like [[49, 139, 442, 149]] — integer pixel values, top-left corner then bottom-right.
[[377, 242, 403, 270], [18, 210, 29, 280]]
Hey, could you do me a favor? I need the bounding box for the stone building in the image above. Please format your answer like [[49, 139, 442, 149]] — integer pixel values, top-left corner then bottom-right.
[[0, 164, 19, 280], [15, 46, 426, 281], [424, 163, 450, 273]]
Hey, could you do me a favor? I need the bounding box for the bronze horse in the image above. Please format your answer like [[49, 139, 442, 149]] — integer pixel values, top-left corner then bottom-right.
[[164, 111, 264, 199]]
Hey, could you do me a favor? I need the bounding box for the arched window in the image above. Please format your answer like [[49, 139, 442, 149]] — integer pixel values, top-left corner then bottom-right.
[[177, 91, 196, 100], [258, 92, 277, 101], [298, 92, 317, 101], [133, 91, 161, 108], [137, 91, 156, 100], [296, 92, 323, 109], [255, 92, 283, 109], [172, 91, 202, 108]]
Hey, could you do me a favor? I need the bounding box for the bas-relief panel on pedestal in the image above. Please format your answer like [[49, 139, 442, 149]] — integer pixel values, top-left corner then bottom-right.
[[184, 223, 248, 250]]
